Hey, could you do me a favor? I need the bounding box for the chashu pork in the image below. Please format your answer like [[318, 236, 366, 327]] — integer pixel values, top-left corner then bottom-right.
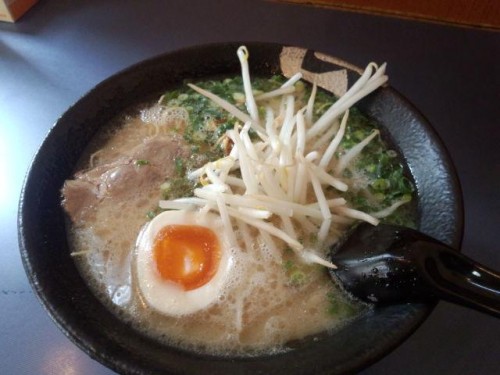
[[62, 136, 190, 224]]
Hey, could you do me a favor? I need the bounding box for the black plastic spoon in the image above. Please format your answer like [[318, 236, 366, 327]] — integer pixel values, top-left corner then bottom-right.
[[329, 223, 500, 318]]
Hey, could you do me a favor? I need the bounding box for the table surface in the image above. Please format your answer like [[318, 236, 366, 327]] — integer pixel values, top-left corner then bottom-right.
[[1, 0, 499, 374]]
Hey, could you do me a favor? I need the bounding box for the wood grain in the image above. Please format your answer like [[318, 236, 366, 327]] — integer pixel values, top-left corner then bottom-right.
[[278, 0, 500, 29]]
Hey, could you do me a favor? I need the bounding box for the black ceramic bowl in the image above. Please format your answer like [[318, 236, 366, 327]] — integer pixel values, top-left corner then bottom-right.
[[19, 42, 463, 374]]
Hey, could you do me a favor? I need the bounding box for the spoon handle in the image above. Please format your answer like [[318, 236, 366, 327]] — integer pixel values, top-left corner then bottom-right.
[[419, 243, 500, 318]]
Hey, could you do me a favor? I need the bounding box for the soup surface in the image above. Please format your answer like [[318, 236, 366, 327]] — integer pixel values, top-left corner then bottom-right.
[[63, 72, 416, 356]]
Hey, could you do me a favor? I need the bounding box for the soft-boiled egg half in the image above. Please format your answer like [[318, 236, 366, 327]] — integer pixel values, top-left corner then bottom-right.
[[135, 210, 233, 316]]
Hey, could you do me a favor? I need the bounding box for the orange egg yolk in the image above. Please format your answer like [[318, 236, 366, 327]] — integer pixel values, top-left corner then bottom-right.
[[153, 225, 221, 291]]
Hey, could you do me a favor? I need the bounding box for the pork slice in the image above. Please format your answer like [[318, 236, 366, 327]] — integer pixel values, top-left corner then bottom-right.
[[62, 136, 190, 224], [61, 179, 100, 223]]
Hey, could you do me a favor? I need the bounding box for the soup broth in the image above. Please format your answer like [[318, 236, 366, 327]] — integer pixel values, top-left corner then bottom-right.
[[64, 73, 416, 356]]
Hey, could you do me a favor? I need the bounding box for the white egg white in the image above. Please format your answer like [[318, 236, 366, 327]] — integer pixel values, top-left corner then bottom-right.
[[135, 210, 233, 316]]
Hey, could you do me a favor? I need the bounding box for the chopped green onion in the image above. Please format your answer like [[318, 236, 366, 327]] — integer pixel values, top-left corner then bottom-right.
[[371, 178, 390, 191], [290, 270, 307, 286], [135, 159, 149, 166], [175, 157, 185, 176]]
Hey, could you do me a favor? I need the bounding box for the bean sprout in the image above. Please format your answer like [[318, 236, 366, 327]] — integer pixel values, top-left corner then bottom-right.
[[159, 46, 402, 269]]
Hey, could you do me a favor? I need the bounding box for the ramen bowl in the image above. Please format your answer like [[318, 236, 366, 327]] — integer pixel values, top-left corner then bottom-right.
[[18, 42, 463, 374]]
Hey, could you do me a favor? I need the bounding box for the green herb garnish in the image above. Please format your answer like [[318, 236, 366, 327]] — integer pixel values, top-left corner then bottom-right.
[[135, 159, 150, 166]]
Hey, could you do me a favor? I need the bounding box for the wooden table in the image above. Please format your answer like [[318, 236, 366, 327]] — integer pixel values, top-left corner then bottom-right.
[[280, 0, 500, 29]]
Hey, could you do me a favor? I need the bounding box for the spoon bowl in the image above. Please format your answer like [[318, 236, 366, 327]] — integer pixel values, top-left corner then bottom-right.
[[329, 223, 500, 317]]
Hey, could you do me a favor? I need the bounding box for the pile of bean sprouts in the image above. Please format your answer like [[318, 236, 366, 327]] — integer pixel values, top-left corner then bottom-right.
[[159, 46, 401, 268]]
